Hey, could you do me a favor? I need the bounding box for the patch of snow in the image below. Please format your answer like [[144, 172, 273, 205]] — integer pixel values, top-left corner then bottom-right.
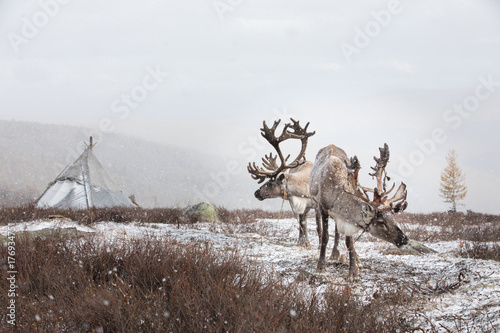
[[0, 219, 94, 235], [3, 217, 499, 331]]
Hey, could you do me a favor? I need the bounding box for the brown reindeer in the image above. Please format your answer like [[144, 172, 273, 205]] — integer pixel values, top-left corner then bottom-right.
[[247, 119, 322, 247], [310, 143, 408, 281]]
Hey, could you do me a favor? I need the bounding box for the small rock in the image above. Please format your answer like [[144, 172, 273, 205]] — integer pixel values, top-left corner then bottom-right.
[[182, 202, 221, 223]]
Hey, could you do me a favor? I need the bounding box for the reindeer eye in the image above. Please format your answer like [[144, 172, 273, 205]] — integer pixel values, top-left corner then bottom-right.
[[377, 220, 389, 230], [376, 219, 388, 226]]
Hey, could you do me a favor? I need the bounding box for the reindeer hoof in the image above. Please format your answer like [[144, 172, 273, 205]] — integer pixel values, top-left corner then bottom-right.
[[297, 237, 311, 249], [298, 242, 311, 249], [346, 271, 360, 283], [316, 262, 326, 274], [330, 249, 341, 261], [347, 274, 360, 283]]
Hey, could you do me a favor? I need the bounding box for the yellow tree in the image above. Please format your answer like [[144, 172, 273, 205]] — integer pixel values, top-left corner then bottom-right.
[[439, 150, 467, 212]]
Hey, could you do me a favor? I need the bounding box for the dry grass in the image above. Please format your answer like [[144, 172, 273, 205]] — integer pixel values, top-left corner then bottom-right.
[[395, 211, 500, 261], [217, 206, 294, 223], [459, 242, 500, 262], [0, 204, 296, 226], [0, 205, 182, 225], [397, 212, 500, 243], [1, 206, 499, 331], [0, 231, 411, 333]]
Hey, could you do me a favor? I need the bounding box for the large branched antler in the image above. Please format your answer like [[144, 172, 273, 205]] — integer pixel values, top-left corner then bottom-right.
[[247, 153, 285, 183], [247, 118, 315, 183], [345, 155, 370, 201], [359, 143, 408, 213]]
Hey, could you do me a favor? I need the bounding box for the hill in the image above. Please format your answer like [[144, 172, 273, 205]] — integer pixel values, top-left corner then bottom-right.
[[0, 120, 265, 209]]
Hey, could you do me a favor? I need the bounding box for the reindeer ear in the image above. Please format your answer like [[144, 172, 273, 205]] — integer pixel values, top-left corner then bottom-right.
[[277, 173, 286, 182], [361, 203, 375, 224]]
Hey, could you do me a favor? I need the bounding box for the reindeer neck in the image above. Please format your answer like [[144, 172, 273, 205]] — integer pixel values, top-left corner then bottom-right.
[[329, 190, 368, 228], [283, 174, 311, 199]]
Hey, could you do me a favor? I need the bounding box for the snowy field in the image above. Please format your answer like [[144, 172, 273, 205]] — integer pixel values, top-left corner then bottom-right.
[[2, 218, 499, 332]]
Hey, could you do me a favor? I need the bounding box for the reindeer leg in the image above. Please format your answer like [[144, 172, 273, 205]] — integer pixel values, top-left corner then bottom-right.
[[346, 236, 360, 282], [354, 247, 362, 269], [330, 221, 341, 261], [315, 208, 322, 245], [297, 211, 311, 248], [316, 208, 329, 273]]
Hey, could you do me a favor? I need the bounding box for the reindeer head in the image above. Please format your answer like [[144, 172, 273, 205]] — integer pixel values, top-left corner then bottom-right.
[[248, 118, 315, 201], [350, 144, 409, 247], [254, 173, 285, 201], [361, 204, 409, 247]]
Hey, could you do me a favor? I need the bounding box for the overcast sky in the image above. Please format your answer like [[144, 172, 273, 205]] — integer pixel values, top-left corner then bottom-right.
[[1, 0, 499, 213]]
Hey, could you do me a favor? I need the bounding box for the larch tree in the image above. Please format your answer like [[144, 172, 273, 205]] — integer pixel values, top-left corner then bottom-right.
[[439, 150, 467, 212]]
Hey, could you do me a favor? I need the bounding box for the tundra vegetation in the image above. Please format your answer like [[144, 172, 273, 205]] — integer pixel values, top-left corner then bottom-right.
[[1, 205, 499, 332]]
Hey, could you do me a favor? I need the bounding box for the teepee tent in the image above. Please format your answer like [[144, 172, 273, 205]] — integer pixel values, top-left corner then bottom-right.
[[37, 138, 134, 210]]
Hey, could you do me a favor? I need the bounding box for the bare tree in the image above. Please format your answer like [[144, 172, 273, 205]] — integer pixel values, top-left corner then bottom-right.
[[439, 150, 467, 212]]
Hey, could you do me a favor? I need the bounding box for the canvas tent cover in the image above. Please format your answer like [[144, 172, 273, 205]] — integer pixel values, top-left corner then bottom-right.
[[37, 148, 133, 209]]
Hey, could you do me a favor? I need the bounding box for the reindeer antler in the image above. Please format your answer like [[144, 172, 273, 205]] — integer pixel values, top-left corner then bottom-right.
[[359, 143, 408, 212], [247, 118, 315, 183], [262, 153, 280, 172], [345, 155, 371, 202]]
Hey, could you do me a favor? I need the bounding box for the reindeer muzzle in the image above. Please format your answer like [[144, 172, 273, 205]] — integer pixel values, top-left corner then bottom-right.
[[396, 232, 409, 247], [254, 190, 264, 201]]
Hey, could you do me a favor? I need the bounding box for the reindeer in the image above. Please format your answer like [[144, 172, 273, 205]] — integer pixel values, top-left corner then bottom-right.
[[247, 119, 322, 248], [310, 143, 409, 282]]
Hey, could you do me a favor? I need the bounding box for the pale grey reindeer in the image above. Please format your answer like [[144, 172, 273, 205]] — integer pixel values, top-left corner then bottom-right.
[[247, 119, 322, 248], [310, 144, 409, 282]]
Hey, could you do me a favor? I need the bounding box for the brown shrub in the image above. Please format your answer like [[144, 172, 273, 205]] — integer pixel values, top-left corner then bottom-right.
[[397, 212, 500, 242], [0, 204, 182, 225], [0, 205, 297, 226], [1, 232, 412, 333], [3, 206, 499, 244], [459, 242, 500, 262], [218, 207, 294, 224]]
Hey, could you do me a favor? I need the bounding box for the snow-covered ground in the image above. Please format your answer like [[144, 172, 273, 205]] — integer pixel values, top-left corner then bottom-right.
[[2, 218, 499, 332]]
